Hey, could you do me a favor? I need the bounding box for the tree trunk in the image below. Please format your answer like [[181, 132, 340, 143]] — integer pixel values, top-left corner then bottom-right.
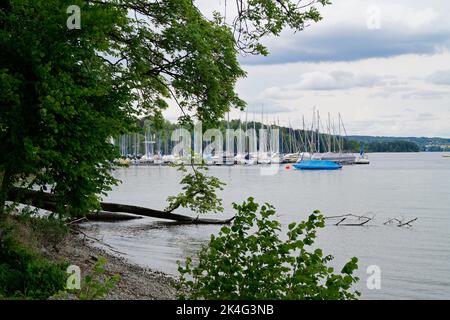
[[100, 202, 235, 224], [88, 211, 143, 221], [0, 168, 12, 217], [7, 187, 235, 225]]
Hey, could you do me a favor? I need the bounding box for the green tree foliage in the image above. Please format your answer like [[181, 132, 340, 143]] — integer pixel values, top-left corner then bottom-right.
[[348, 135, 450, 151], [0, 0, 329, 217], [177, 198, 360, 300], [61, 256, 120, 300], [228, 0, 331, 55], [0, 0, 137, 216], [367, 141, 420, 152], [166, 164, 225, 214], [0, 223, 68, 299], [78, 257, 120, 300], [343, 139, 361, 152]]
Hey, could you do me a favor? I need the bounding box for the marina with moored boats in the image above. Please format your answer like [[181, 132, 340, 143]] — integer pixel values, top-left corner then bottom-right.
[[114, 110, 370, 168]]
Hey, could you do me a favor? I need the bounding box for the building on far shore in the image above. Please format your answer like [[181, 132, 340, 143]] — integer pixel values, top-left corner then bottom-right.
[[424, 144, 450, 152]]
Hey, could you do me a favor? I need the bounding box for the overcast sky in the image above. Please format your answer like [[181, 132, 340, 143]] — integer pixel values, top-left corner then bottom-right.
[[163, 0, 450, 138]]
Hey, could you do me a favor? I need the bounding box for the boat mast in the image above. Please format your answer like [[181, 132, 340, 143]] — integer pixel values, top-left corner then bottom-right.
[[302, 115, 307, 153], [338, 112, 343, 153], [227, 111, 230, 156], [311, 107, 316, 153], [238, 112, 242, 156], [331, 117, 337, 153], [261, 104, 264, 156], [245, 110, 248, 156], [317, 110, 320, 153], [253, 111, 257, 155], [339, 113, 349, 152], [278, 117, 283, 155], [328, 112, 332, 153], [288, 120, 293, 153]]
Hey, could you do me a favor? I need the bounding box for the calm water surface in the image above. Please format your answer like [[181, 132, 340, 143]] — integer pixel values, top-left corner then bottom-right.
[[82, 152, 450, 299]]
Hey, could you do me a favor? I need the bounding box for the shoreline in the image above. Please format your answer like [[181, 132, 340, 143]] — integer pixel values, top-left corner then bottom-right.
[[49, 227, 177, 300]]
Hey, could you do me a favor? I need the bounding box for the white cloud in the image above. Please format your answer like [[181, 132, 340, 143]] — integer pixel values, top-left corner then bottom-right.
[[244, 103, 291, 114], [416, 112, 437, 121], [162, 1, 450, 138], [235, 52, 450, 137], [238, 0, 450, 64], [428, 70, 450, 85], [375, 4, 439, 31], [401, 90, 450, 100], [291, 71, 383, 91]]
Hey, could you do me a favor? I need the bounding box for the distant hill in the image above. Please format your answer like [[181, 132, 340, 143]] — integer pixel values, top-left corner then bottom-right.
[[137, 117, 450, 152], [348, 136, 450, 151]]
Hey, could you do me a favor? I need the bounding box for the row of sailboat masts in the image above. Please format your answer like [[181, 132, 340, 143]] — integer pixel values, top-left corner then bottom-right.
[[302, 108, 348, 155], [119, 131, 171, 158], [282, 110, 348, 156], [305, 110, 357, 164], [116, 111, 350, 159]]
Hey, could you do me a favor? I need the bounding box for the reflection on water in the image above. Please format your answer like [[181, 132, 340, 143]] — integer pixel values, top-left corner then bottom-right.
[[83, 153, 450, 299]]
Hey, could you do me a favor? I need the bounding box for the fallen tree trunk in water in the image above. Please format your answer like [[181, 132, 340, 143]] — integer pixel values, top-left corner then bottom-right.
[[88, 211, 143, 221], [99, 202, 235, 224], [7, 187, 235, 225]]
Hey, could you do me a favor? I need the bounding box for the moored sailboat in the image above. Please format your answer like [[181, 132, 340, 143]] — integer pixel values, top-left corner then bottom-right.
[[354, 144, 370, 164], [293, 159, 342, 170]]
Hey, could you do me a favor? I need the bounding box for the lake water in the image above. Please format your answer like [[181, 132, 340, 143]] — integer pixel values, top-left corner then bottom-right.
[[82, 152, 450, 299]]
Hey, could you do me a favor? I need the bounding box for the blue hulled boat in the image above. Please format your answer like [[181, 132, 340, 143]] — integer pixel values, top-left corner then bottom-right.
[[293, 160, 342, 170]]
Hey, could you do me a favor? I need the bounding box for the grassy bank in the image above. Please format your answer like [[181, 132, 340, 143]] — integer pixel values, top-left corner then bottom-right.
[[0, 211, 176, 300]]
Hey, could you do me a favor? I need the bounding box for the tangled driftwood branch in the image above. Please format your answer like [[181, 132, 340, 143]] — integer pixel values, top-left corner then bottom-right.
[[384, 217, 418, 227], [398, 218, 418, 227], [326, 214, 418, 227], [325, 214, 373, 226], [383, 218, 402, 225]]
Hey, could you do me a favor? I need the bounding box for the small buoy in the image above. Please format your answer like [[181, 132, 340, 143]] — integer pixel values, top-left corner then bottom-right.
[[285, 165, 291, 170]]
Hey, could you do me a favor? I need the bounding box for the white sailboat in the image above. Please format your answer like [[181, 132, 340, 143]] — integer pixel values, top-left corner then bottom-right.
[[268, 119, 281, 164], [217, 112, 235, 166], [141, 129, 154, 163], [257, 106, 271, 164], [311, 112, 356, 165], [162, 154, 176, 163], [354, 143, 370, 164], [234, 114, 246, 165], [244, 112, 258, 165], [153, 132, 163, 164]]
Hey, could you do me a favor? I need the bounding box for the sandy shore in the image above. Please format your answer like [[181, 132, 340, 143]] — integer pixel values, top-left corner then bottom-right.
[[46, 227, 177, 300]]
